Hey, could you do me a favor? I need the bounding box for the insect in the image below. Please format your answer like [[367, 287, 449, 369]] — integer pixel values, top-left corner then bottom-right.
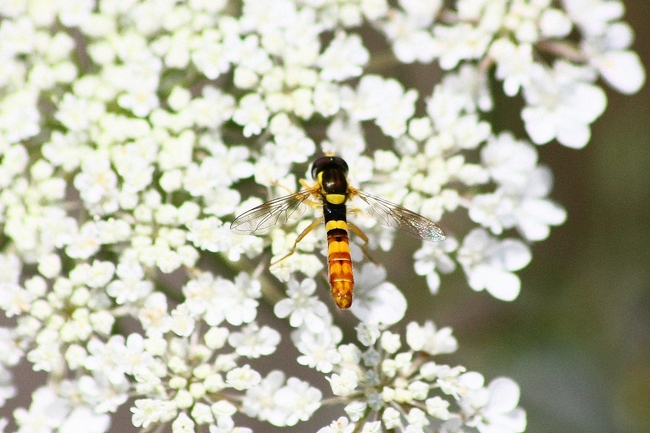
[[230, 156, 445, 309]]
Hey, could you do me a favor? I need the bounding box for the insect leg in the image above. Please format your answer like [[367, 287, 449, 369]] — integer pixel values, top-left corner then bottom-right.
[[347, 222, 380, 265], [270, 218, 322, 267], [299, 178, 314, 190], [270, 179, 299, 195], [271, 180, 322, 210]]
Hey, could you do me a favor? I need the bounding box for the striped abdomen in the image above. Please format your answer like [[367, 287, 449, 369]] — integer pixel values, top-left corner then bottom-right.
[[324, 205, 353, 309]]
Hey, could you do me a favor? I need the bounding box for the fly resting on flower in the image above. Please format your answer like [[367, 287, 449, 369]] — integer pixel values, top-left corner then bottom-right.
[[231, 156, 446, 309]]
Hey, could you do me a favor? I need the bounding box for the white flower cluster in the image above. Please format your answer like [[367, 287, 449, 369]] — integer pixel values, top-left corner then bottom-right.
[[377, 0, 644, 148], [0, 265, 322, 431], [0, 0, 643, 431], [269, 278, 526, 432], [317, 321, 526, 433]]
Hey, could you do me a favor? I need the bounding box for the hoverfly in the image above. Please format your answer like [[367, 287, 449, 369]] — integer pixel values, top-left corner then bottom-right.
[[231, 156, 445, 309]]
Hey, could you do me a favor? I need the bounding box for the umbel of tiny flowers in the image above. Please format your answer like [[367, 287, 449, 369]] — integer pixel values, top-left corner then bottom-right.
[[316, 322, 526, 433], [0, 1, 644, 432]]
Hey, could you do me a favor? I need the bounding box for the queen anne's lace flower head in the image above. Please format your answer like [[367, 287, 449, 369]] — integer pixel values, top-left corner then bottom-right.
[[0, 0, 643, 431], [316, 322, 526, 433]]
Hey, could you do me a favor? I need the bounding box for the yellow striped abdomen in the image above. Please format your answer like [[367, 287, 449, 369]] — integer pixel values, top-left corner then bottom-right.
[[326, 220, 353, 309]]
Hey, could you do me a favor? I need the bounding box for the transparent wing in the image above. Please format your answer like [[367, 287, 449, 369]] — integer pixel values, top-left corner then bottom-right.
[[352, 188, 446, 242], [230, 190, 314, 235]]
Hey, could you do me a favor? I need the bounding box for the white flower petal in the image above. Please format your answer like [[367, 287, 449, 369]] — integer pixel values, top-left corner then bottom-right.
[[594, 50, 646, 94], [493, 240, 532, 271], [521, 107, 556, 145], [486, 377, 520, 413], [459, 371, 484, 390], [350, 282, 406, 325], [425, 272, 441, 295], [516, 215, 550, 242], [484, 268, 521, 301], [565, 83, 607, 123]]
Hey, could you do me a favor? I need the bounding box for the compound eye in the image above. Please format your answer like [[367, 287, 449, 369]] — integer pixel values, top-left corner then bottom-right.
[[311, 156, 330, 179], [334, 157, 349, 175]]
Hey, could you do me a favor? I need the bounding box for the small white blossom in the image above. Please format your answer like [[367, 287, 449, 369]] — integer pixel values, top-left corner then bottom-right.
[[274, 278, 330, 333], [60, 406, 111, 433], [490, 39, 534, 97], [349, 263, 407, 326], [351, 75, 417, 137], [355, 322, 381, 347], [228, 323, 280, 358], [406, 321, 458, 355], [539, 8, 572, 38], [55, 93, 106, 131], [138, 292, 171, 334], [14, 387, 70, 432], [318, 33, 369, 82], [242, 370, 286, 424], [131, 398, 176, 428], [382, 406, 402, 429], [0, 365, 16, 406], [344, 401, 368, 422], [0, 328, 23, 366], [273, 377, 322, 426], [293, 326, 342, 373], [170, 305, 196, 337], [216, 272, 261, 326], [171, 412, 195, 433], [187, 217, 229, 252], [460, 377, 527, 433], [317, 416, 355, 433], [327, 368, 359, 397], [106, 261, 153, 304], [381, 8, 438, 63], [426, 396, 451, 420], [226, 365, 261, 391], [457, 229, 531, 301], [232, 93, 270, 137], [413, 237, 457, 294], [434, 23, 493, 71], [521, 61, 606, 148], [209, 417, 253, 433]]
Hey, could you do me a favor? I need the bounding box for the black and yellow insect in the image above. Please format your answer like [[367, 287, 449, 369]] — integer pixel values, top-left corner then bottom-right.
[[231, 156, 446, 309]]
